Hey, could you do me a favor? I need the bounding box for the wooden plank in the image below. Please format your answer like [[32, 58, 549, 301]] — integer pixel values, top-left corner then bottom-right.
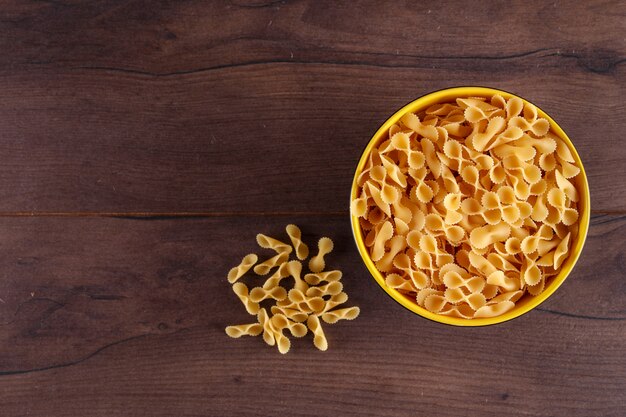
[[0, 214, 623, 416], [0, 64, 623, 213], [0, 0, 624, 74], [0, 0, 623, 213], [0, 317, 625, 417]]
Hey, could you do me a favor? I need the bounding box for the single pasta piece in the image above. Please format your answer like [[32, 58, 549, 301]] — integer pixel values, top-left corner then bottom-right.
[[256, 234, 293, 254], [283, 260, 308, 292], [474, 301, 516, 318], [371, 221, 394, 261], [225, 323, 263, 338], [309, 237, 334, 273], [232, 282, 260, 315], [227, 254, 258, 284], [352, 94, 582, 319], [307, 314, 328, 351], [253, 252, 289, 276], [321, 307, 361, 324], [286, 224, 309, 260]]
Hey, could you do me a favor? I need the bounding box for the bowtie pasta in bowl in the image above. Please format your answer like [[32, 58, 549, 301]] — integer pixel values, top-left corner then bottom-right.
[[350, 86, 590, 326]]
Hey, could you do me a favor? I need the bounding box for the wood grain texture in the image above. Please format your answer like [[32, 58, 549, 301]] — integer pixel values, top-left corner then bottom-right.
[[0, 1, 624, 416], [0, 215, 624, 417], [1, 0, 624, 73], [0, 0, 623, 213]]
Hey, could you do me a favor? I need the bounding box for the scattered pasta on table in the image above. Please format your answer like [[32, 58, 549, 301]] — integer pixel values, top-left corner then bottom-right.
[[225, 224, 360, 353]]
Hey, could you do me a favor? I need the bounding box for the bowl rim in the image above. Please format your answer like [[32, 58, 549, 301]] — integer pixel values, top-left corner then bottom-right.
[[350, 86, 591, 327]]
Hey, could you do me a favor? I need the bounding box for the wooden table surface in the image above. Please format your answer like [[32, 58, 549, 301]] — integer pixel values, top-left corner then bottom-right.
[[0, 1, 624, 416]]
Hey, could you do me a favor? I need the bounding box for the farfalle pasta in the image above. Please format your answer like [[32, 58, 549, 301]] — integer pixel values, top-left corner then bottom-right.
[[309, 237, 334, 273], [227, 254, 258, 284], [352, 94, 582, 319], [286, 223, 309, 260], [225, 224, 360, 353]]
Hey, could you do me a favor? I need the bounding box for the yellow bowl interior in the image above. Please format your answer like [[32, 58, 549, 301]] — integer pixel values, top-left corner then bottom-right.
[[350, 86, 590, 326]]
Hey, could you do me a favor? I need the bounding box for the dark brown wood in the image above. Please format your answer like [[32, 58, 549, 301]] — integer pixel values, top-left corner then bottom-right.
[[1, 1, 624, 74], [0, 1, 624, 416], [0, 214, 624, 417], [0, 0, 623, 213]]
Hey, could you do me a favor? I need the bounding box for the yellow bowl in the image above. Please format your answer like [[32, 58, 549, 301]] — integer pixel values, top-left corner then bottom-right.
[[350, 86, 590, 326]]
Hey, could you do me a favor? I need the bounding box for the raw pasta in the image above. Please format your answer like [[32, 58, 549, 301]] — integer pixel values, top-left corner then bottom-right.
[[253, 252, 289, 276], [309, 237, 334, 273], [227, 254, 258, 284], [231, 282, 260, 315], [352, 94, 581, 319], [225, 225, 360, 353], [249, 286, 287, 303], [286, 224, 309, 260], [321, 306, 361, 324], [225, 323, 263, 338], [256, 234, 293, 254], [307, 315, 328, 351]]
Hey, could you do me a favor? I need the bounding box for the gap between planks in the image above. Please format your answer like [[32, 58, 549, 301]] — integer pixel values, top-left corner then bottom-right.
[[0, 211, 348, 218], [0, 210, 621, 218]]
